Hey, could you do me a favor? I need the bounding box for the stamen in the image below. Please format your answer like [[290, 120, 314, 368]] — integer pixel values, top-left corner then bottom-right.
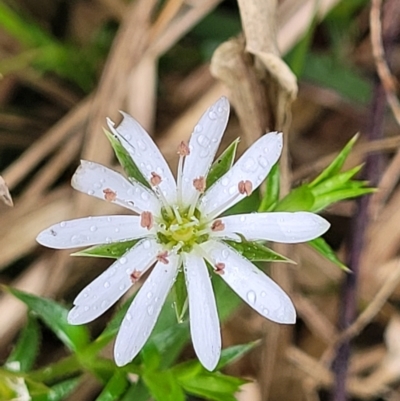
[[193, 176, 206, 193], [177, 141, 190, 156], [211, 219, 225, 232], [215, 262, 225, 275], [157, 251, 169, 264], [103, 188, 117, 201], [140, 211, 153, 229], [150, 172, 162, 186], [172, 206, 183, 224], [130, 269, 141, 283], [238, 180, 253, 196]]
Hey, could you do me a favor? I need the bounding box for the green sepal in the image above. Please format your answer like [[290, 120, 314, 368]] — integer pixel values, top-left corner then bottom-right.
[[309, 134, 359, 187], [2, 286, 90, 353], [308, 237, 349, 272], [94, 371, 129, 401], [6, 314, 40, 372], [206, 138, 239, 188], [172, 270, 188, 323], [274, 186, 315, 212], [104, 129, 150, 188], [224, 239, 295, 264], [259, 162, 280, 212], [72, 239, 139, 259]]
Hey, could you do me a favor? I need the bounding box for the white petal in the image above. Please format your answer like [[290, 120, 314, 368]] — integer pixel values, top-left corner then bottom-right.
[[181, 97, 229, 206], [72, 161, 161, 215], [114, 253, 180, 366], [68, 239, 161, 325], [214, 212, 330, 243], [201, 240, 296, 324], [200, 132, 283, 218], [107, 113, 177, 204], [183, 252, 221, 371], [36, 215, 152, 249]]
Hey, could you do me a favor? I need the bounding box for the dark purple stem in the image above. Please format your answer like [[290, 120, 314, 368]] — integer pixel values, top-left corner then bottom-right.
[[331, 81, 386, 401]]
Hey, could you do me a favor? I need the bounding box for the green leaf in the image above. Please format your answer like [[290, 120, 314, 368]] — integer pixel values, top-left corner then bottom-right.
[[120, 380, 150, 401], [143, 370, 185, 401], [311, 187, 375, 212], [207, 138, 239, 188], [3, 286, 90, 352], [308, 237, 349, 271], [216, 341, 260, 370], [72, 240, 139, 259], [104, 129, 150, 188], [46, 378, 80, 401], [309, 134, 359, 187], [6, 314, 40, 372], [141, 342, 162, 371], [259, 163, 280, 212], [274, 186, 315, 212], [223, 240, 295, 264], [310, 164, 363, 196], [172, 271, 188, 323], [94, 371, 129, 401]]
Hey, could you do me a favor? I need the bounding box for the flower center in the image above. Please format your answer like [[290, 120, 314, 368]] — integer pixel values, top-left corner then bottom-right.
[[157, 206, 209, 252]]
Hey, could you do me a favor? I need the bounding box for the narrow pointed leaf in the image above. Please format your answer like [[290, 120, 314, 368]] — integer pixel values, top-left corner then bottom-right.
[[3, 286, 89, 352], [206, 138, 239, 188], [72, 240, 139, 259], [309, 134, 359, 187], [224, 240, 295, 263], [308, 237, 349, 271], [274, 186, 315, 212], [104, 129, 150, 188], [143, 370, 185, 401], [216, 341, 260, 370], [6, 314, 40, 372], [94, 371, 129, 401], [259, 163, 280, 212]]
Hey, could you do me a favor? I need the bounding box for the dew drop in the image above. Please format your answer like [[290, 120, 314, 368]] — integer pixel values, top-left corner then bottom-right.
[[261, 291, 266, 297], [246, 290, 256, 305], [60, 221, 66, 228], [222, 249, 229, 259], [101, 300, 109, 309], [127, 200, 135, 206], [141, 192, 149, 201], [119, 283, 126, 291], [88, 189, 95, 195], [125, 134, 131, 141], [71, 235, 79, 244], [221, 177, 229, 186], [240, 216, 246, 222], [208, 111, 217, 120], [83, 292, 89, 298], [94, 182, 102, 189], [143, 240, 151, 249], [137, 139, 147, 151], [84, 306, 89, 312], [258, 156, 269, 168], [120, 257, 127, 264], [228, 185, 236, 195], [107, 216, 112, 222], [147, 305, 154, 315], [194, 124, 202, 133], [115, 227, 120, 233], [262, 307, 269, 316], [241, 157, 257, 172], [126, 313, 132, 321], [200, 149, 209, 158], [197, 134, 210, 148], [104, 281, 110, 288], [147, 291, 153, 299], [105, 237, 112, 243], [90, 225, 97, 232]]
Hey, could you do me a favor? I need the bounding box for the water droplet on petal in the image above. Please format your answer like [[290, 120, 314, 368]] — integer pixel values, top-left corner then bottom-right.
[[263, 307, 269, 316], [147, 292, 153, 299], [115, 227, 120, 233], [240, 216, 246, 222], [258, 156, 269, 168], [241, 157, 258, 173], [222, 249, 229, 259], [101, 300, 110, 309], [84, 306, 89, 312], [261, 291, 266, 297], [119, 283, 126, 291], [147, 305, 154, 315], [104, 281, 110, 288], [246, 291, 256, 305], [120, 257, 127, 264], [126, 313, 132, 321], [143, 240, 151, 249], [208, 111, 217, 120], [94, 182, 102, 189], [141, 192, 149, 201], [60, 221, 66, 228], [197, 134, 210, 148], [137, 139, 147, 151], [90, 225, 97, 232], [88, 189, 95, 195], [221, 177, 229, 186], [194, 124, 202, 133]]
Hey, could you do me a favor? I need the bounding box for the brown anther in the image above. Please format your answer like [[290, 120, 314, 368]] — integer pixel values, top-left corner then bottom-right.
[[238, 180, 253, 196], [211, 219, 225, 232], [177, 141, 190, 156], [193, 176, 206, 193], [215, 262, 225, 275], [150, 172, 162, 186], [130, 269, 142, 283], [103, 188, 117, 201], [157, 251, 169, 265], [140, 211, 153, 230]]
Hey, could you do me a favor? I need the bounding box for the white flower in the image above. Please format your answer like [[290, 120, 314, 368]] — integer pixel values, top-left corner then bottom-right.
[[36, 97, 330, 371]]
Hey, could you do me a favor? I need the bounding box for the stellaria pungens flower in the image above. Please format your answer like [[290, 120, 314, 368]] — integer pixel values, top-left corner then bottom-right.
[[36, 97, 330, 370]]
